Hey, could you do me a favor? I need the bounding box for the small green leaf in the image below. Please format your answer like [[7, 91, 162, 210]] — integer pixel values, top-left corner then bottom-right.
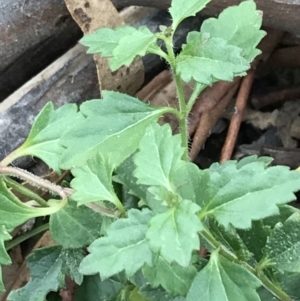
[[200, 158, 300, 230], [209, 221, 252, 261], [80, 26, 136, 56], [12, 103, 83, 173], [169, 0, 210, 29], [61, 249, 85, 285], [0, 225, 12, 292], [70, 152, 119, 206], [133, 123, 186, 204], [75, 275, 123, 301], [110, 26, 157, 71], [49, 201, 102, 249], [176, 32, 249, 85], [81, 26, 157, 71], [147, 200, 202, 266], [265, 212, 300, 273], [8, 246, 81, 301], [186, 250, 261, 301], [60, 91, 170, 169], [263, 205, 299, 228], [237, 221, 270, 262], [0, 178, 53, 229], [201, 0, 265, 62], [79, 209, 154, 278], [143, 256, 197, 296]]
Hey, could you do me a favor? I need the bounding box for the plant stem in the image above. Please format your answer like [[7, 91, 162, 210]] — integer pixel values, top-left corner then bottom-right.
[[5, 223, 49, 251], [201, 228, 292, 301], [162, 34, 189, 161], [4, 177, 49, 207]]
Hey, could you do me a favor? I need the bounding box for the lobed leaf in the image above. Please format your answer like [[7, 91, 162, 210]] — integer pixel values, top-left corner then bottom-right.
[[265, 212, 300, 273], [147, 200, 202, 267], [8, 246, 84, 301], [0, 225, 12, 292], [81, 25, 158, 71], [80, 26, 135, 56], [186, 250, 261, 301], [176, 32, 249, 85], [70, 152, 119, 206], [201, 0, 265, 62], [79, 209, 154, 279], [60, 91, 170, 169], [49, 201, 102, 249], [169, 0, 210, 29], [133, 123, 184, 201], [12, 102, 83, 173], [199, 157, 300, 230]]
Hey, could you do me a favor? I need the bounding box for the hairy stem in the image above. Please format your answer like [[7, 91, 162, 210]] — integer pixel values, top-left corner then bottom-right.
[[162, 34, 189, 161], [201, 228, 292, 301], [5, 223, 49, 251]]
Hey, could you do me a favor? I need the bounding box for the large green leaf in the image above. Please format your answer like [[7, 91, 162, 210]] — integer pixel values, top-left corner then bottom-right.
[[70, 152, 119, 206], [147, 200, 202, 267], [81, 26, 158, 71], [59, 91, 170, 169], [169, 0, 210, 29], [176, 32, 249, 85], [265, 212, 300, 273], [49, 201, 102, 249], [199, 158, 300, 230], [0, 225, 12, 292], [11, 102, 83, 172], [133, 123, 184, 202], [75, 275, 124, 301], [0, 178, 57, 229], [186, 250, 261, 301], [8, 246, 84, 301], [143, 256, 197, 296], [201, 0, 265, 62], [79, 209, 154, 278]]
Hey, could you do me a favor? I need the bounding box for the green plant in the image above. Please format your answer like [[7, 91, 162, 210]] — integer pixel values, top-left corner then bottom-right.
[[1, 0, 300, 300]]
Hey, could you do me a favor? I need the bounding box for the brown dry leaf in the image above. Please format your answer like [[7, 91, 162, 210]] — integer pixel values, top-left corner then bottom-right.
[[64, 0, 144, 95]]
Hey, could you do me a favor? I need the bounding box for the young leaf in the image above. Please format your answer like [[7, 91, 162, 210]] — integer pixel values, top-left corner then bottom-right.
[[11, 103, 83, 173], [186, 250, 261, 301], [0, 225, 12, 292], [60, 91, 171, 169], [75, 275, 123, 301], [81, 26, 158, 71], [0, 178, 53, 229], [133, 123, 185, 202], [143, 256, 197, 296], [200, 159, 300, 230], [70, 152, 119, 207], [8, 246, 84, 301], [201, 0, 265, 62], [169, 0, 210, 29], [265, 212, 300, 273], [176, 32, 249, 85], [49, 201, 102, 249], [147, 200, 202, 267], [80, 26, 136, 55], [79, 209, 154, 278]]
